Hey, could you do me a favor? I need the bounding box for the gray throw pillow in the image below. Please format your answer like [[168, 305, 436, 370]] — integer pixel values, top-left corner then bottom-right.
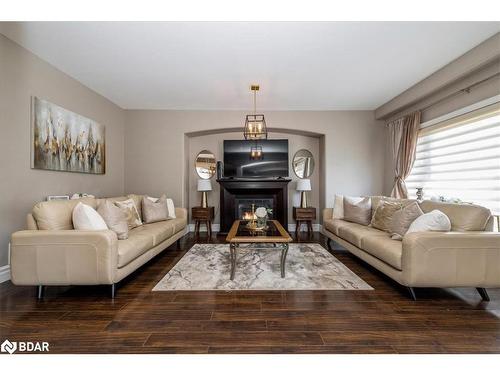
[[97, 200, 129, 240], [343, 196, 372, 226], [389, 202, 424, 240], [142, 195, 169, 224]]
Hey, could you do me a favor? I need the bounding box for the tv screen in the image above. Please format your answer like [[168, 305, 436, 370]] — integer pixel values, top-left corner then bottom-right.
[[223, 140, 289, 178]]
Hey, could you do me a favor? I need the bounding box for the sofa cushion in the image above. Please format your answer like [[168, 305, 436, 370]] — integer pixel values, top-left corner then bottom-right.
[[338, 222, 388, 248], [418, 200, 491, 232], [117, 230, 154, 267], [170, 217, 187, 233], [132, 221, 175, 246], [32, 197, 97, 230], [323, 218, 351, 236], [360, 236, 403, 270]]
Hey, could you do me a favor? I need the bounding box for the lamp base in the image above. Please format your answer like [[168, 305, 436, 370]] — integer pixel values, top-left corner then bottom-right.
[[300, 191, 308, 208], [201, 191, 208, 208]]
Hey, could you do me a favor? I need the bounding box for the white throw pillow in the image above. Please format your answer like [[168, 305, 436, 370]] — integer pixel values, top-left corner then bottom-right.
[[406, 209, 451, 235], [147, 195, 176, 219], [333, 194, 344, 219], [72, 202, 108, 230], [166, 198, 176, 219]]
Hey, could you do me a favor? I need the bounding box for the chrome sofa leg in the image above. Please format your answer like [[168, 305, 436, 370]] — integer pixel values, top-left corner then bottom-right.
[[37, 285, 44, 300], [407, 287, 417, 301], [327, 238, 333, 251], [477, 288, 490, 301], [110, 284, 116, 299]]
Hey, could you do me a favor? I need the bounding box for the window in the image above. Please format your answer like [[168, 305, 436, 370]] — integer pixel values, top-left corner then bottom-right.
[[406, 105, 500, 214]]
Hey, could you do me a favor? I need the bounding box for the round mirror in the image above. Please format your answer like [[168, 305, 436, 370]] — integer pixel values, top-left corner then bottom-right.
[[195, 150, 216, 179], [293, 149, 315, 179]]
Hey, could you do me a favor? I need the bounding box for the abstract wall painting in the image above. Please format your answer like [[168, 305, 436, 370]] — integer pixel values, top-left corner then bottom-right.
[[31, 97, 105, 174]]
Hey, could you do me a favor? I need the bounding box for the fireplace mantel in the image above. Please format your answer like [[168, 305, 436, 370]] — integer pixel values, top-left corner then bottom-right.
[[217, 178, 291, 234]]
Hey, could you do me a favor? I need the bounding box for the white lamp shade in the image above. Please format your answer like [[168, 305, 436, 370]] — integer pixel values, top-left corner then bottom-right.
[[296, 179, 311, 191], [197, 179, 212, 192]]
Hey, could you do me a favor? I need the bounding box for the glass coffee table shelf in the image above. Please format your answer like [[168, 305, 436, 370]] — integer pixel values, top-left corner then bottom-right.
[[225, 220, 292, 280]]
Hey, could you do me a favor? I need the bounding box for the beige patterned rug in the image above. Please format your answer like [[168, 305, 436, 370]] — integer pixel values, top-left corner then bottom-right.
[[152, 243, 372, 291]]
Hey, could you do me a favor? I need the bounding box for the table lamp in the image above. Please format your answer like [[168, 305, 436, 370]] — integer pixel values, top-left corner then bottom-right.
[[197, 179, 212, 208], [296, 179, 311, 208]]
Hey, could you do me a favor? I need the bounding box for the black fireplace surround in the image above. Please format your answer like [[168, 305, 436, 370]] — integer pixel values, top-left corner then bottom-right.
[[217, 178, 291, 234]]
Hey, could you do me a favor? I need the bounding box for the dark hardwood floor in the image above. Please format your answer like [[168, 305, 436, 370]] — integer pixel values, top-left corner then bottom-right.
[[1, 232, 499, 354]]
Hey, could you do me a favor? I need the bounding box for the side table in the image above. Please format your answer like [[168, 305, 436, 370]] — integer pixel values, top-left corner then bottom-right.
[[192, 206, 215, 237], [293, 207, 316, 237]]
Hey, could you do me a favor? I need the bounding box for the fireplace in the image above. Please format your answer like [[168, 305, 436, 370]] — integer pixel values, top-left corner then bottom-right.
[[217, 178, 291, 234], [236, 197, 274, 221]]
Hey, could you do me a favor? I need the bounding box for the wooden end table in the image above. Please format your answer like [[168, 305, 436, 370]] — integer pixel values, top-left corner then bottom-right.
[[192, 206, 215, 237], [293, 207, 316, 237], [226, 220, 292, 280]]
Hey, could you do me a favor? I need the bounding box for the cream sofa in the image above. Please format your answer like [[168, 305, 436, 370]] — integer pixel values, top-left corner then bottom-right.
[[322, 196, 500, 300], [10, 195, 187, 298]]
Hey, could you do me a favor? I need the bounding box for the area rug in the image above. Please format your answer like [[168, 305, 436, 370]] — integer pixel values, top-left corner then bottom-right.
[[152, 243, 372, 291]]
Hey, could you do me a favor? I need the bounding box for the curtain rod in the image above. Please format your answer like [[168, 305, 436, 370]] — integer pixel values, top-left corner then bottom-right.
[[386, 71, 500, 125], [419, 71, 500, 112]]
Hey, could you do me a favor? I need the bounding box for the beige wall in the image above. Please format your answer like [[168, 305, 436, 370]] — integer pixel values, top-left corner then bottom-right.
[[0, 35, 126, 267], [124, 110, 386, 222], [187, 130, 321, 226]]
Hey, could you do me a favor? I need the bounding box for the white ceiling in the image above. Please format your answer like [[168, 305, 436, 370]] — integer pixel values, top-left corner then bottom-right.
[[1, 22, 499, 110]]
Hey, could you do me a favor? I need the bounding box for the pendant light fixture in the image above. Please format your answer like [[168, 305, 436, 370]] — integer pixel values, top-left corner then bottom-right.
[[243, 85, 267, 140]]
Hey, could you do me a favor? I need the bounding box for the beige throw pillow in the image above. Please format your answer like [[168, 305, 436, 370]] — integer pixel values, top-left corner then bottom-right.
[[343, 196, 372, 226], [97, 200, 129, 240], [142, 195, 170, 224], [389, 202, 424, 240], [370, 200, 403, 232], [114, 198, 142, 229]]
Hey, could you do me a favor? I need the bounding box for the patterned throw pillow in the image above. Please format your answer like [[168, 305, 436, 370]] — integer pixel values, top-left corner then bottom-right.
[[370, 200, 404, 232], [114, 198, 142, 229]]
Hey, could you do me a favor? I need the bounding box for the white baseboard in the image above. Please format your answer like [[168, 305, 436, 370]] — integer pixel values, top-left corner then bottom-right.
[[188, 223, 221, 232], [0, 265, 10, 283]]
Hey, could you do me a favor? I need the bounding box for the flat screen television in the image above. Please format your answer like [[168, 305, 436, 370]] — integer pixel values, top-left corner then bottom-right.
[[223, 139, 289, 178]]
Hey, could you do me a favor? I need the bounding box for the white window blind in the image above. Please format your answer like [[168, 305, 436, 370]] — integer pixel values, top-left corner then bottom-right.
[[406, 105, 500, 214]]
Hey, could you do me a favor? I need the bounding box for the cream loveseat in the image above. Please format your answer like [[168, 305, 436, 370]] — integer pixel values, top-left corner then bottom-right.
[[322, 196, 500, 300], [10, 195, 187, 298]]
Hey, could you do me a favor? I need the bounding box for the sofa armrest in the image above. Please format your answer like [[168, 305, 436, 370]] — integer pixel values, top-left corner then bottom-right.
[[401, 231, 500, 287], [175, 207, 187, 219], [322, 208, 334, 222], [10, 230, 118, 286]]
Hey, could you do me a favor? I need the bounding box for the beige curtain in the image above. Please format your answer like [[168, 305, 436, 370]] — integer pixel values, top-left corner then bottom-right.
[[388, 111, 421, 198]]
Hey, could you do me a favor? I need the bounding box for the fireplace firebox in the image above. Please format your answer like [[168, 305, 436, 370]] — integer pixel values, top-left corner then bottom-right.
[[217, 178, 291, 234]]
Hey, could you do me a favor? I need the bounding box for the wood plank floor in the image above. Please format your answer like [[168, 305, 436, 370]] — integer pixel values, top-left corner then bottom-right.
[[1, 232, 499, 354]]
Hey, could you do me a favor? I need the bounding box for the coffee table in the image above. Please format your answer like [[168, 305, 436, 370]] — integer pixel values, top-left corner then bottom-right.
[[225, 220, 292, 280]]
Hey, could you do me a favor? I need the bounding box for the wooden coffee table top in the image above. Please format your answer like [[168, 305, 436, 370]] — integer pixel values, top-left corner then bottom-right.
[[226, 220, 292, 243]]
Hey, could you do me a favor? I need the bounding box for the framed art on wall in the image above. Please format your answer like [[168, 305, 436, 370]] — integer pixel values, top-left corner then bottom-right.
[[31, 97, 106, 174]]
